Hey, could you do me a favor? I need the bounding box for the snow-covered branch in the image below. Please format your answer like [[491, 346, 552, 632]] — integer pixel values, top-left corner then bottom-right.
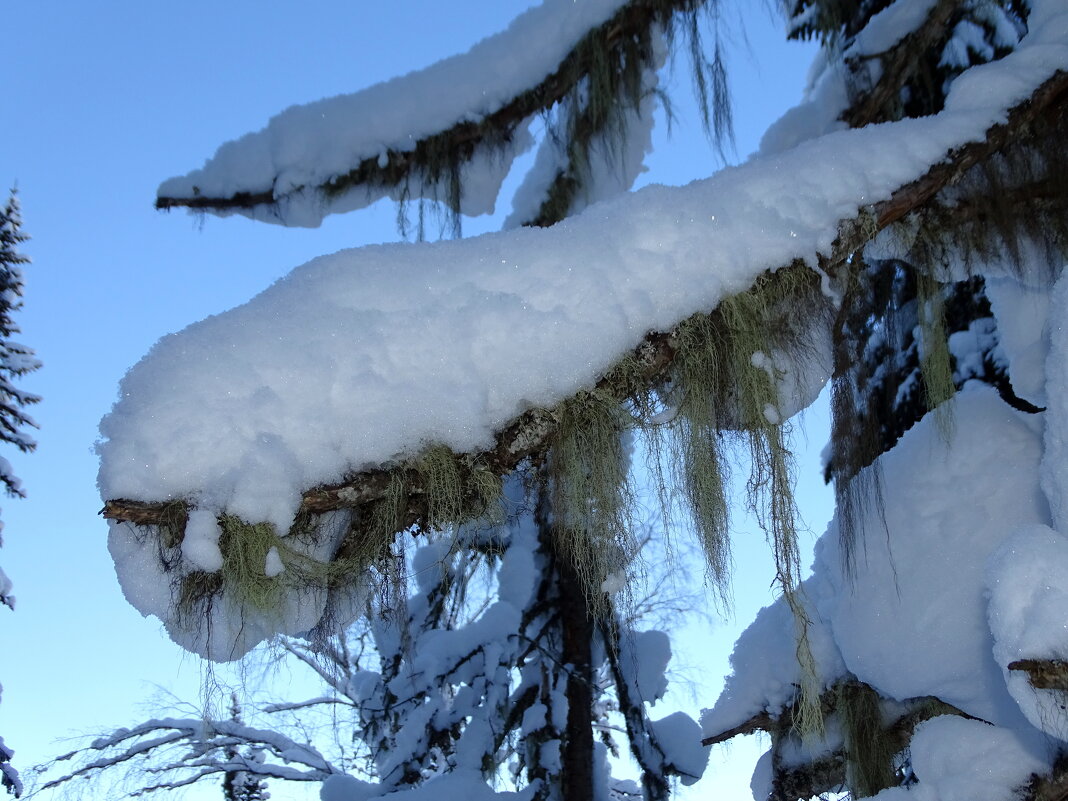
[[103, 66, 1068, 536], [1007, 658, 1068, 691], [38, 716, 342, 797], [154, 0, 704, 227]]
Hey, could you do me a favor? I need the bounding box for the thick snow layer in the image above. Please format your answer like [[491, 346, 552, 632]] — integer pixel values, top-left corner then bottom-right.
[[700, 570, 844, 738], [321, 769, 535, 801], [619, 628, 672, 704], [757, 61, 848, 157], [504, 31, 665, 229], [987, 525, 1068, 741], [108, 509, 354, 660], [181, 509, 224, 572], [871, 717, 1048, 801], [819, 388, 1048, 726], [158, 0, 633, 227], [984, 275, 1051, 410], [99, 11, 1068, 542], [649, 711, 709, 785], [750, 750, 773, 801], [704, 388, 1052, 744], [848, 0, 939, 57]]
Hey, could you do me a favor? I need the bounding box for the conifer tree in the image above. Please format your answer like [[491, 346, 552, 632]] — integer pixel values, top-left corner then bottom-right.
[[0, 188, 41, 799], [91, 1, 1068, 800], [118, 5, 730, 799], [0, 190, 40, 503], [700, 4, 1068, 799]]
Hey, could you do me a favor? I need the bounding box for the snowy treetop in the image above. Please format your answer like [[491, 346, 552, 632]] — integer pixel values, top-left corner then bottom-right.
[[99, 1, 1068, 536]]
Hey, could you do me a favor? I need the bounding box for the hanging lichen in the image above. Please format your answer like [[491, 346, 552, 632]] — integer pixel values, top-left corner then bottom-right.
[[550, 388, 638, 612], [527, 0, 733, 227], [638, 266, 830, 735], [419, 446, 466, 529], [915, 270, 955, 437], [171, 443, 505, 625], [837, 681, 899, 798], [419, 445, 505, 534], [647, 266, 827, 604], [719, 267, 829, 738], [659, 311, 732, 604], [216, 516, 289, 613], [156, 500, 189, 552]]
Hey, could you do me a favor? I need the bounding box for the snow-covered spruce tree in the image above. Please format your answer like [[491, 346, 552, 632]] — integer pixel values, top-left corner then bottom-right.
[[788, 0, 1042, 567], [0, 188, 39, 800], [38, 517, 705, 799], [106, 5, 732, 799], [95, 1, 1068, 801], [701, 2, 1068, 800]]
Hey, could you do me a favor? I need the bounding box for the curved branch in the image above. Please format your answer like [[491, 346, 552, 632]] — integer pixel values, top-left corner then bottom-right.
[[39, 716, 342, 796]]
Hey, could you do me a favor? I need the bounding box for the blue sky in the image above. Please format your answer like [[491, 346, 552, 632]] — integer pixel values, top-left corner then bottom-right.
[[1, 3, 821, 798]]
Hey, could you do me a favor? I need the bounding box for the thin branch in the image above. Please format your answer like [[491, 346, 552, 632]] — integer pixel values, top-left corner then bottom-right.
[[155, 0, 704, 215], [700, 711, 775, 746], [278, 639, 352, 698], [263, 696, 357, 714]]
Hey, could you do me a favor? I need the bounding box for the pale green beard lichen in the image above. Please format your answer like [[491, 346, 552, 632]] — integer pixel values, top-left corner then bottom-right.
[[837, 681, 898, 798], [915, 270, 955, 437], [647, 266, 829, 736], [550, 388, 638, 614]]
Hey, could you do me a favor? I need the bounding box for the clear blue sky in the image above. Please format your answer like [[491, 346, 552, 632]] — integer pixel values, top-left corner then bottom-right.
[[1, 3, 820, 798]]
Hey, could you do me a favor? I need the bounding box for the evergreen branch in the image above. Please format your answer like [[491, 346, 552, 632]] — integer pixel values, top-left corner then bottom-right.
[[599, 617, 672, 800], [105, 69, 1068, 541], [840, 0, 964, 128], [155, 0, 706, 216]]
